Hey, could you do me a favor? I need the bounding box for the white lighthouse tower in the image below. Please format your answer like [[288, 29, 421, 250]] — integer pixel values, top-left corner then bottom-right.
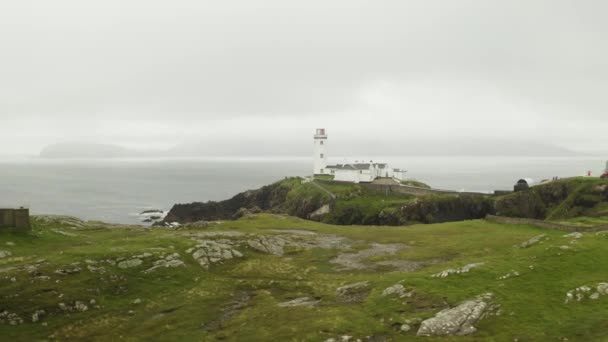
[[313, 128, 328, 175]]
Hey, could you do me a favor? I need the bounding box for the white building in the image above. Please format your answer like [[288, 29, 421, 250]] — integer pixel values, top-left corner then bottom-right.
[[313, 128, 407, 183], [313, 128, 328, 175]]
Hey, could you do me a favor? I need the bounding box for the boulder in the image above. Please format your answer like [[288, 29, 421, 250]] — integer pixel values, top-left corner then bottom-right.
[[519, 234, 547, 248], [382, 284, 407, 297], [0, 250, 12, 259], [277, 297, 321, 307], [432, 263, 485, 278], [563, 232, 583, 239], [191, 240, 243, 269], [336, 281, 371, 303], [417, 293, 495, 336], [248, 236, 288, 256], [118, 259, 143, 269]]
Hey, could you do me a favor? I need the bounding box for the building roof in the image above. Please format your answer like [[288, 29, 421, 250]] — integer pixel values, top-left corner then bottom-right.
[[327, 163, 389, 170]]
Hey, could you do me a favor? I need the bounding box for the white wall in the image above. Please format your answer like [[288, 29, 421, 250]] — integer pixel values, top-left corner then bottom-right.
[[313, 134, 327, 175], [393, 170, 407, 181], [335, 169, 361, 183]]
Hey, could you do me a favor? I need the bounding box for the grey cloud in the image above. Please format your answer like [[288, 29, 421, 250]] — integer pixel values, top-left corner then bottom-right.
[[0, 0, 607, 154]]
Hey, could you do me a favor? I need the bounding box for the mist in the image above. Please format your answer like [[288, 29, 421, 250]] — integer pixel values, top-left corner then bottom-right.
[[1, 0, 607, 156]]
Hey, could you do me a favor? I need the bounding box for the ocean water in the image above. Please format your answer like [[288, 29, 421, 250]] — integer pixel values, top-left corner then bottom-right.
[[0, 156, 605, 224]]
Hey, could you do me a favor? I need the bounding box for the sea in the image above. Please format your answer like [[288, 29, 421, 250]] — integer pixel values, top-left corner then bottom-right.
[[0, 156, 605, 224]]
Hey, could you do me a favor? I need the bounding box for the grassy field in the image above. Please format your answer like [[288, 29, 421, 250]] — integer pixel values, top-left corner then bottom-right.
[[1, 214, 607, 341]]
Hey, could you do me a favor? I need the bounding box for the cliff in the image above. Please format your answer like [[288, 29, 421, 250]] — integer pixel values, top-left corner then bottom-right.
[[163, 177, 608, 227], [163, 178, 332, 223], [162, 178, 495, 226], [495, 177, 608, 220]]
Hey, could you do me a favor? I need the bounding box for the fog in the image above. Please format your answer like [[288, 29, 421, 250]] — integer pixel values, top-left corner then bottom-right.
[[1, 0, 607, 156]]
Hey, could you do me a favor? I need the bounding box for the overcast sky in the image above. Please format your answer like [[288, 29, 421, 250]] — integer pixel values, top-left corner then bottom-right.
[[1, 0, 607, 155]]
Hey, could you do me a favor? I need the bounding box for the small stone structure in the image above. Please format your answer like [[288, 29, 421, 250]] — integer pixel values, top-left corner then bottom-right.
[[0, 208, 31, 231]]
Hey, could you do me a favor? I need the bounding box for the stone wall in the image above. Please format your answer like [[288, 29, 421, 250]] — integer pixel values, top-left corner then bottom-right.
[[485, 214, 608, 232], [0, 208, 31, 230]]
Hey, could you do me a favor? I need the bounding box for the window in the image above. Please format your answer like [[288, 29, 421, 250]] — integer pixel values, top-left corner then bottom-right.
[[320, 168, 324, 173], [320, 141, 324, 145], [320, 154, 324, 158]]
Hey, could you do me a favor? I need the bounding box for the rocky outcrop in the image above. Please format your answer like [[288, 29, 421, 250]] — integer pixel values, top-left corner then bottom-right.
[[398, 195, 495, 225], [336, 281, 371, 303], [417, 293, 496, 336], [565, 282, 608, 303], [143, 253, 185, 273], [189, 240, 243, 269], [248, 236, 290, 256], [495, 178, 608, 220], [277, 297, 321, 308], [0, 311, 24, 325], [118, 259, 143, 269], [519, 235, 547, 248], [431, 263, 485, 278], [163, 178, 311, 224], [330, 243, 407, 271], [381, 284, 412, 298]]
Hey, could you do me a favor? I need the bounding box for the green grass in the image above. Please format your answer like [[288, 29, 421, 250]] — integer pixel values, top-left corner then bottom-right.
[[1, 214, 607, 341], [400, 180, 431, 189]]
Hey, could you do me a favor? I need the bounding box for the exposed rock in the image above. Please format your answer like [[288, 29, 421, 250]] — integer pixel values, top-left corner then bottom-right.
[[400, 324, 411, 332], [248, 236, 289, 256], [417, 293, 496, 336], [277, 297, 321, 307], [51, 229, 79, 237], [5, 242, 15, 246], [598, 283, 608, 295], [191, 240, 243, 269], [184, 221, 210, 229], [309, 204, 331, 220], [0, 311, 24, 325], [144, 254, 186, 273], [269, 229, 317, 235], [498, 271, 520, 280], [33, 215, 86, 228], [375, 259, 431, 272], [565, 282, 608, 303], [87, 265, 106, 274], [381, 284, 409, 298], [54, 267, 82, 276], [118, 259, 143, 269], [331, 243, 407, 271], [336, 281, 371, 303], [192, 231, 246, 238], [31, 310, 46, 323], [202, 291, 252, 331], [59, 301, 89, 313], [0, 250, 12, 258], [75, 301, 89, 312], [132, 298, 142, 304], [432, 263, 485, 278], [563, 232, 583, 239], [519, 234, 547, 248]]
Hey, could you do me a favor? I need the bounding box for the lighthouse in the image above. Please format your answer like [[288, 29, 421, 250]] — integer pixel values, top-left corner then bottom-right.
[[313, 128, 328, 175]]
